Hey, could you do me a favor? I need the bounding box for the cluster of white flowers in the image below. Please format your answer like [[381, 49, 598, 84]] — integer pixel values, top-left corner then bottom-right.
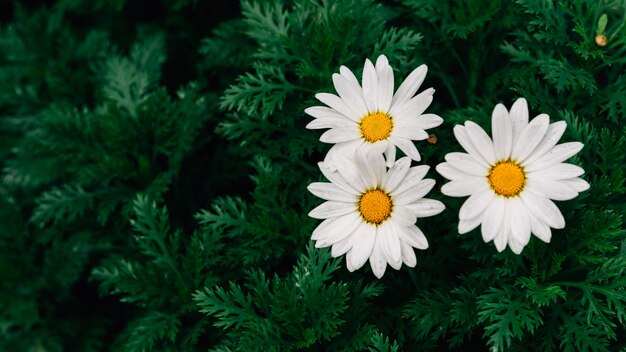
[[306, 55, 588, 278]]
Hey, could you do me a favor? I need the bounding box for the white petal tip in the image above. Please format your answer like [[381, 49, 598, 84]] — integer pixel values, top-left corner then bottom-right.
[[304, 120, 317, 129], [314, 93, 327, 102], [429, 115, 444, 127], [314, 240, 328, 249], [579, 180, 591, 192], [494, 103, 507, 110], [417, 243, 429, 250]]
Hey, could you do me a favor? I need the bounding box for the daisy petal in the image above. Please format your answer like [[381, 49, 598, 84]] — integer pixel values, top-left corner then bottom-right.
[[508, 235, 524, 254], [307, 182, 356, 202], [405, 199, 445, 218], [361, 139, 388, 155], [313, 232, 338, 247], [348, 222, 376, 271], [392, 166, 430, 195], [528, 211, 551, 243], [562, 177, 590, 192], [380, 222, 402, 267], [459, 189, 494, 220], [509, 197, 531, 248], [389, 88, 434, 121], [436, 162, 474, 180], [493, 203, 510, 252], [367, 152, 386, 185], [393, 179, 436, 205], [453, 125, 490, 167], [400, 241, 417, 267], [377, 65, 394, 113], [520, 190, 565, 229], [510, 98, 529, 146], [458, 215, 482, 234], [311, 218, 333, 240], [388, 257, 402, 270], [313, 213, 360, 247], [362, 59, 378, 112], [521, 121, 566, 165], [393, 137, 421, 161], [391, 206, 417, 226], [318, 161, 360, 195], [392, 126, 429, 141], [440, 177, 489, 197], [392, 64, 427, 106], [354, 150, 378, 189], [368, 236, 387, 278], [319, 127, 360, 143], [524, 142, 584, 172], [316, 93, 361, 121], [481, 196, 505, 242], [375, 55, 389, 71], [322, 139, 365, 170], [444, 153, 488, 176], [305, 106, 353, 121], [526, 178, 578, 201], [492, 103, 513, 160], [309, 201, 356, 219], [511, 113, 549, 161], [383, 157, 411, 191], [393, 165, 430, 193], [346, 253, 355, 272], [333, 153, 367, 191], [465, 121, 497, 165], [494, 229, 509, 252], [331, 234, 354, 257], [528, 163, 584, 180], [413, 113, 443, 130], [384, 141, 397, 167], [306, 117, 354, 130], [339, 65, 361, 90], [332, 73, 368, 117], [397, 222, 429, 249]]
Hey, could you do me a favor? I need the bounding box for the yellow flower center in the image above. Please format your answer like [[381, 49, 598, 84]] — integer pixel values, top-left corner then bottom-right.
[[488, 160, 526, 197], [359, 189, 392, 224], [359, 112, 393, 142]]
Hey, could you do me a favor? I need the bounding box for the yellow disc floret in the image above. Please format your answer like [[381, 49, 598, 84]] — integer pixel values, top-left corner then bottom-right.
[[359, 189, 392, 224], [359, 112, 393, 142], [488, 160, 526, 197]]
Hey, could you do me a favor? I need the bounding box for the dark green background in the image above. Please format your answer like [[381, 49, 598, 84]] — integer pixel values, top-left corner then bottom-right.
[[0, 0, 624, 351]]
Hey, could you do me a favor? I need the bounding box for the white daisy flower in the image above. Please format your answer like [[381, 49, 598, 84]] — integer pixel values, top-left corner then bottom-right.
[[305, 55, 443, 168], [436, 98, 590, 254], [308, 151, 445, 278]]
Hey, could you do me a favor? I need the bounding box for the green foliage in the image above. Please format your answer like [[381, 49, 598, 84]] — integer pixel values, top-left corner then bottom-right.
[[477, 286, 544, 349], [0, 0, 625, 351], [194, 246, 354, 350], [92, 195, 221, 351], [368, 333, 400, 352]]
